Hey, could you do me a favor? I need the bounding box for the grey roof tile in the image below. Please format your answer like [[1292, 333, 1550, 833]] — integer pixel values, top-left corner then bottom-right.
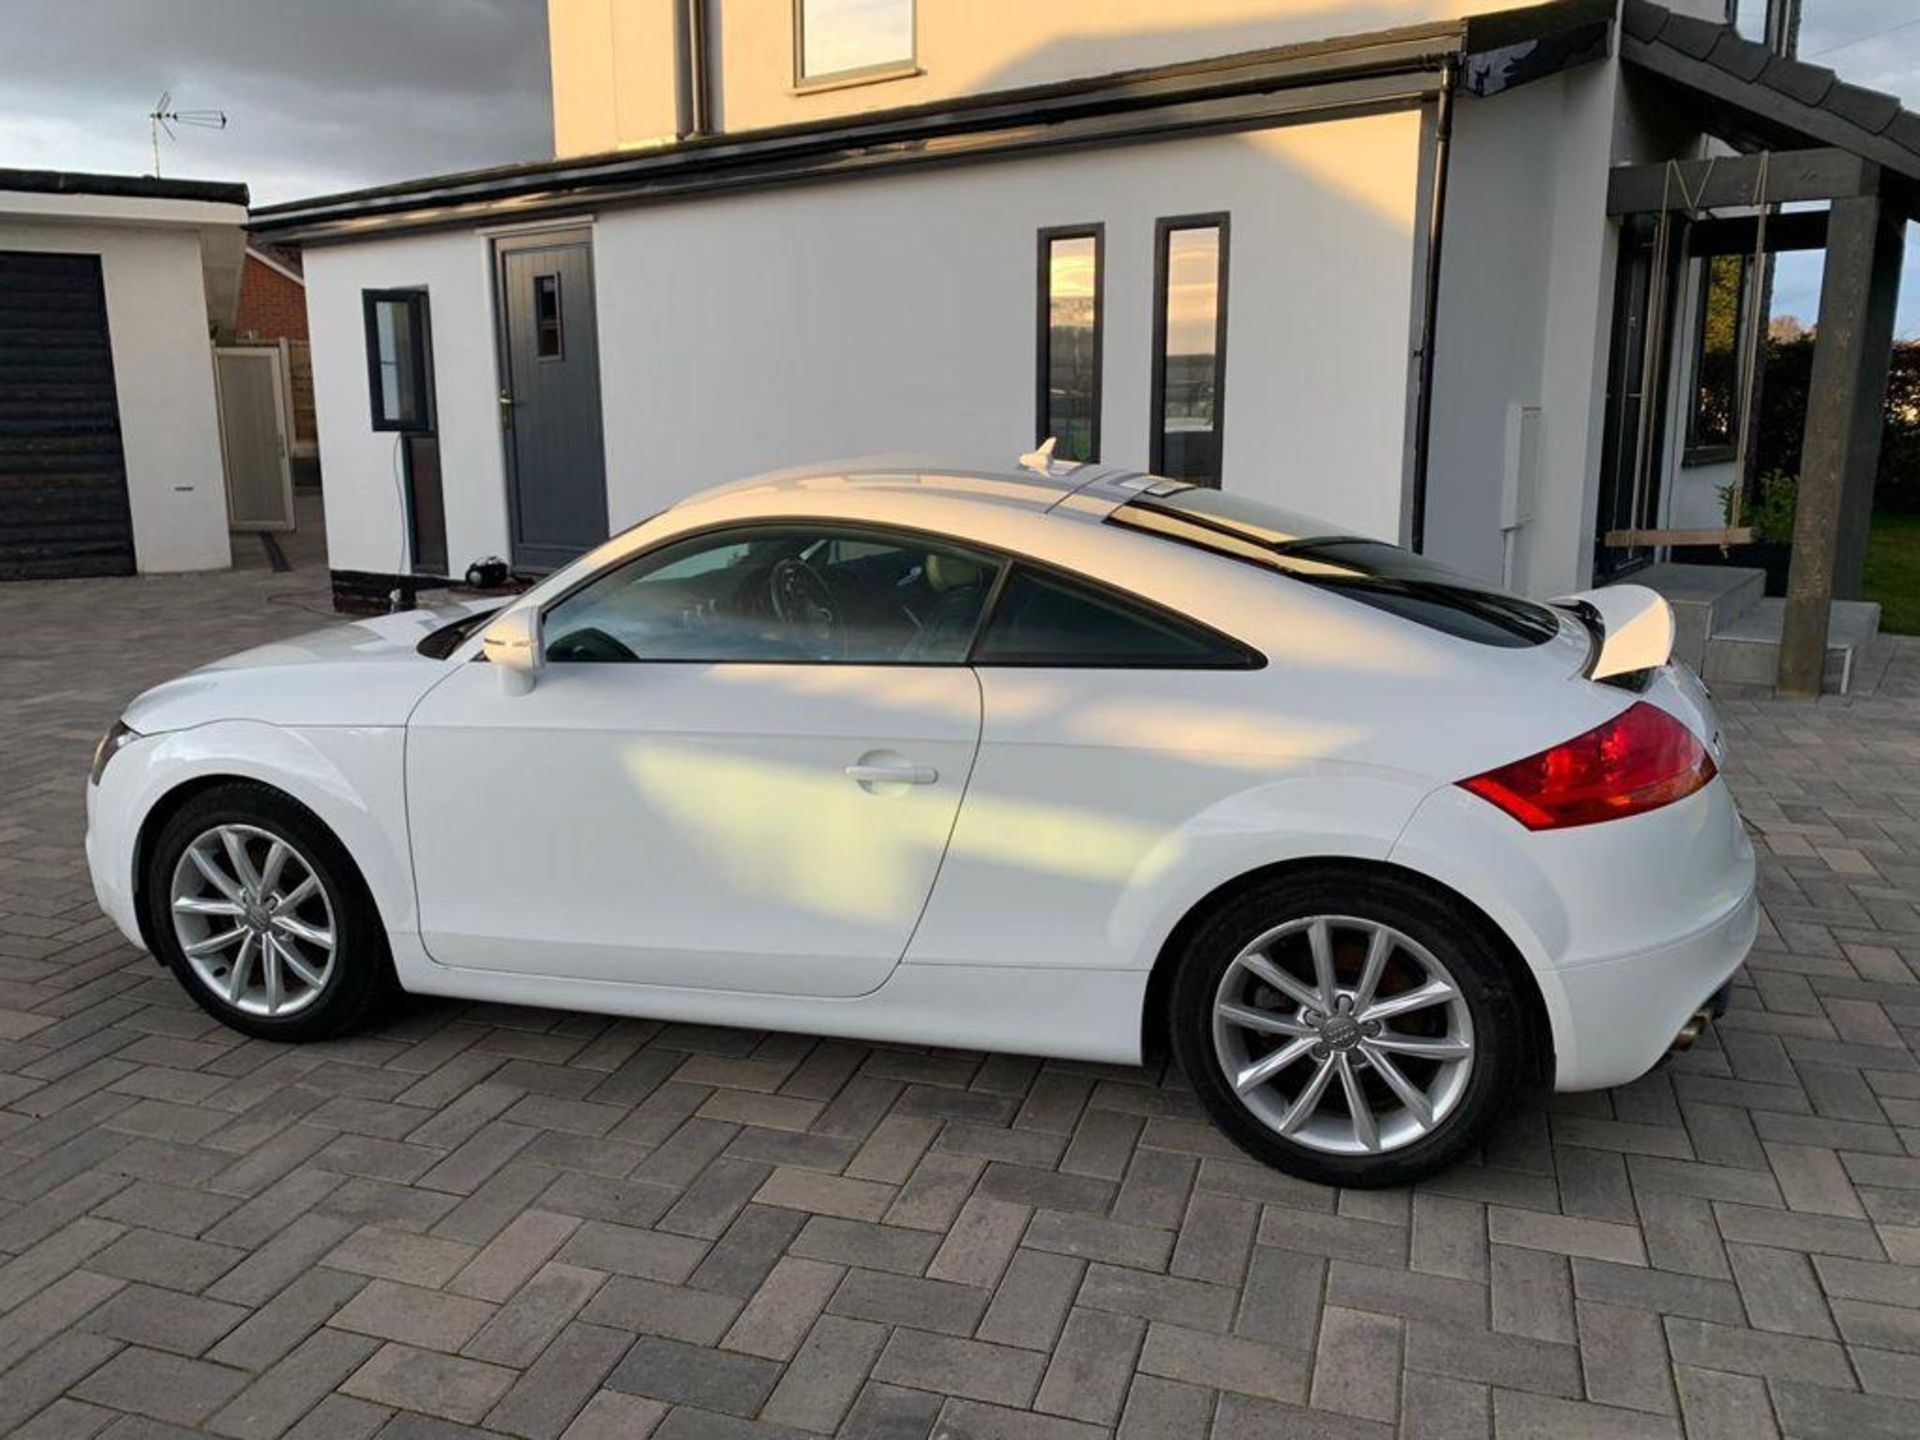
[[1706, 32, 1772, 83], [1824, 80, 1904, 136], [1758, 54, 1837, 108], [1621, 0, 1669, 44], [1626, 1, 1920, 188], [1658, 10, 1726, 59]]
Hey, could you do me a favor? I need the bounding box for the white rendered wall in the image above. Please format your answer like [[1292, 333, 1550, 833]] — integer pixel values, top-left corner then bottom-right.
[[1423, 79, 1565, 587], [0, 219, 232, 573], [304, 231, 513, 578], [1426, 56, 1686, 599], [307, 110, 1426, 575], [595, 111, 1425, 542]]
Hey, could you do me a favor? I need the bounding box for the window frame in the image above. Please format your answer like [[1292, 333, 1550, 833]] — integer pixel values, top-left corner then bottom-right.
[[1149, 212, 1231, 486], [361, 288, 435, 434], [1035, 223, 1104, 463], [792, 0, 919, 91], [1682, 251, 1748, 467], [532, 516, 1262, 672]]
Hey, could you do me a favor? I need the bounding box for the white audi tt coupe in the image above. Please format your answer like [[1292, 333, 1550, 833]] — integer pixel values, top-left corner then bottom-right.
[[85, 460, 1756, 1186]]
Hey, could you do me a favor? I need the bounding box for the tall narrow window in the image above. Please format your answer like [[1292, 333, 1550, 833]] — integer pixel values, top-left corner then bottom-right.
[[1037, 226, 1102, 462], [534, 273, 564, 359], [363, 289, 432, 432], [361, 288, 445, 574], [1685, 253, 1747, 464], [796, 0, 914, 85], [1151, 215, 1230, 486]]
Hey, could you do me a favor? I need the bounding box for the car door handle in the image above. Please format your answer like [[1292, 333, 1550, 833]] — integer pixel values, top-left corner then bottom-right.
[[845, 762, 939, 786]]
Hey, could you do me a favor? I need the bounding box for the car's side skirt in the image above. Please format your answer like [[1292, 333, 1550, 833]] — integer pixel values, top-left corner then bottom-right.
[[389, 936, 1150, 1064]]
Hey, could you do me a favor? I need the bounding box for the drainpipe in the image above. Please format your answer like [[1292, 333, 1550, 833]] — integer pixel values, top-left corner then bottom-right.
[[677, 0, 714, 139], [1408, 59, 1457, 555]]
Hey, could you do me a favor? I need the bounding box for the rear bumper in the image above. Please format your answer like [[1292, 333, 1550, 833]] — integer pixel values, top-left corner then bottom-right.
[[1550, 877, 1756, 1088], [1391, 774, 1757, 1092]]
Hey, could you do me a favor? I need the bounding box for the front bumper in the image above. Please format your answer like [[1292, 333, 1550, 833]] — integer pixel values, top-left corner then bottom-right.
[[85, 746, 150, 952]]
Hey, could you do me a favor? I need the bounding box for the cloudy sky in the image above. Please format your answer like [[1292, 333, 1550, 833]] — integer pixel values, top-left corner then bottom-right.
[[1756, 1, 1920, 333], [0, 0, 552, 203], [0, 0, 1913, 329]]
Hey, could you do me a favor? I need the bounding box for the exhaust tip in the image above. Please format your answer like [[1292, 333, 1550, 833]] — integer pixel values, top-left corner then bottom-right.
[[1668, 982, 1734, 1057], [1668, 1010, 1710, 1053]]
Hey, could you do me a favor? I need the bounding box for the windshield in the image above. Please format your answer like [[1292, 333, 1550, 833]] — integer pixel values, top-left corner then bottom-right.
[[1107, 483, 1560, 648]]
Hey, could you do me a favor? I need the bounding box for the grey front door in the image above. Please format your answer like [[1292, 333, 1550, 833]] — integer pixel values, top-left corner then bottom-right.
[[496, 231, 608, 571]]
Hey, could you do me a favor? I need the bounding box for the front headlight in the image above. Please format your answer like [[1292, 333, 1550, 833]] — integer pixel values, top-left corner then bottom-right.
[[90, 719, 141, 786]]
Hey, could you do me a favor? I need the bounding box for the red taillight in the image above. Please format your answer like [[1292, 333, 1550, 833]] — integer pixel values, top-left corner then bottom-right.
[[1459, 702, 1716, 831]]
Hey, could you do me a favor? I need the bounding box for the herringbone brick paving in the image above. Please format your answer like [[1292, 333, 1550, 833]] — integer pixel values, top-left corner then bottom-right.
[[5, 552, 1920, 1439]]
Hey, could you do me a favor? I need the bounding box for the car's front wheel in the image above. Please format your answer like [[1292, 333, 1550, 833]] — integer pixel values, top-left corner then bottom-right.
[[1170, 866, 1537, 1188], [143, 781, 394, 1040]]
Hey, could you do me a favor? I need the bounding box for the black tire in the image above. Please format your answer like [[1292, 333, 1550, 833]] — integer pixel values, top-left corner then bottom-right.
[[1168, 864, 1538, 1188], [142, 781, 396, 1041]]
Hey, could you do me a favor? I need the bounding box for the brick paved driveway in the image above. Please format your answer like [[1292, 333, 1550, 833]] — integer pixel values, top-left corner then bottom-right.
[[4, 559, 1920, 1440]]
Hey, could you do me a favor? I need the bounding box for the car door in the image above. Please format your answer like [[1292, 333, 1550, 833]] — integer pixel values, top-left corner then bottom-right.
[[405, 523, 999, 997], [907, 562, 1272, 973]]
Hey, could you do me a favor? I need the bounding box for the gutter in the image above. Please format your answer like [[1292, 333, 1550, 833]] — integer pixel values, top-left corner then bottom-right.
[[678, 0, 714, 139], [252, 23, 1465, 244], [1408, 61, 1457, 554]]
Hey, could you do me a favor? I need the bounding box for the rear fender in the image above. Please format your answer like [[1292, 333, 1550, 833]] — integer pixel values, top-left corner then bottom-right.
[[1115, 769, 1439, 972]]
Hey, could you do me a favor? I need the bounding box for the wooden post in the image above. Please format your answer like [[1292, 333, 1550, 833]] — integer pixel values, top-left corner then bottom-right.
[[1777, 183, 1905, 696]]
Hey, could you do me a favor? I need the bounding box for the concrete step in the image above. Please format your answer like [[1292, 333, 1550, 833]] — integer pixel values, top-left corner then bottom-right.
[[1703, 597, 1882, 693], [1619, 563, 1767, 671]]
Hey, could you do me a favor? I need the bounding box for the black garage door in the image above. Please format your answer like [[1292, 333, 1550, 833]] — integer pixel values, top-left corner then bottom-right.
[[0, 251, 135, 579]]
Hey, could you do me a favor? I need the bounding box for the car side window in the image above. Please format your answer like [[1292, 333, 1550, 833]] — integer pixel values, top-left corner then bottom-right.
[[542, 525, 1003, 665], [971, 564, 1252, 668]]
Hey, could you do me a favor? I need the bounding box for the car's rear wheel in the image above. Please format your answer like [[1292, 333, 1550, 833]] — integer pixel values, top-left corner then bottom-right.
[[143, 782, 394, 1040], [1169, 865, 1536, 1188]]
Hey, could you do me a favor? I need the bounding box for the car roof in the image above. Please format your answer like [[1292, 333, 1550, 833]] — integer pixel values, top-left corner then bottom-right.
[[672, 455, 1356, 553], [673, 455, 1157, 522]]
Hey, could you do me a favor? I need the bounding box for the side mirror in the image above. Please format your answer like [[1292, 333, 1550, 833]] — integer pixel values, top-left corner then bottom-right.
[[480, 607, 544, 695]]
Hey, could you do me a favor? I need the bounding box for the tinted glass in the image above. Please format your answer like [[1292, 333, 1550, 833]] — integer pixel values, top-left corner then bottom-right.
[[1269, 539, 1561, 646], [534, 274, 563, 360], [544, 526, 1000, 664], [800, 0, 913, 78], [1107, 484, 1559, 649], [1044, 232, 1100, 461], [973, 566, 1247, 667], [1155, 224, 1225, 485], [1687, 253, 1744, 454], [368, 295, 426, 429]]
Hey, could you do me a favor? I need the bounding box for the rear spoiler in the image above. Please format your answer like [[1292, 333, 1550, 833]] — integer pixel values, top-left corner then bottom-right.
[[1551, 584, 1675, 681]]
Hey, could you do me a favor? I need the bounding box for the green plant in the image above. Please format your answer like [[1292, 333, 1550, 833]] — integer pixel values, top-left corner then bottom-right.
[[1720, 470, 1797, 545]]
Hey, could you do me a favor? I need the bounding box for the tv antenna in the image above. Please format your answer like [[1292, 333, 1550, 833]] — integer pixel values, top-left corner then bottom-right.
[[148, 92, 228, 176]]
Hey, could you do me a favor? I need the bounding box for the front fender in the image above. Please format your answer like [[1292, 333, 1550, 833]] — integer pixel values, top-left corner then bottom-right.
[[104, 720, 415, 944]]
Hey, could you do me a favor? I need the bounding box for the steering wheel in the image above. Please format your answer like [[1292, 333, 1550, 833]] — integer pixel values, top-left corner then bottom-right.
[[768, 557, 846, 659]]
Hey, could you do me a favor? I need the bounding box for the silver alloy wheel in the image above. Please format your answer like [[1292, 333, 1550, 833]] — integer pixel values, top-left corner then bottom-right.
[[1211, 915, 1474, 1156], [169, 824, 336, 1018]]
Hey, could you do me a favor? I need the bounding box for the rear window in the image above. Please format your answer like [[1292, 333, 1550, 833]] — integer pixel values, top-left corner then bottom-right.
[[1107, 483, 1559, 648]]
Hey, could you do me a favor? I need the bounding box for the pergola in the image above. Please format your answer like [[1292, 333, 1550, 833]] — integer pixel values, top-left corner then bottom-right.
[[1605, 1, 1919, 695]]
